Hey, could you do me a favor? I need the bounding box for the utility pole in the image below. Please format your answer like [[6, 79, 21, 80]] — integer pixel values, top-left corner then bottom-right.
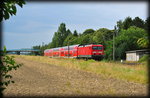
[[113, 26, 116, 61]]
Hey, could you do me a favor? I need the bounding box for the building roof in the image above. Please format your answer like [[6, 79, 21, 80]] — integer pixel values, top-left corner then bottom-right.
[[126, 49, 150, 53]]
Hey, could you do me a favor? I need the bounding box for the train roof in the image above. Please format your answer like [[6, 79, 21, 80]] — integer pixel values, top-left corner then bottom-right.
[[62, 44, 79, 48], [44, 49, 53, 52]]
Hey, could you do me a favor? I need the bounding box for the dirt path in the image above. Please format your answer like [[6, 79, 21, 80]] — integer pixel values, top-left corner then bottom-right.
[[3, 57, 148, 97]]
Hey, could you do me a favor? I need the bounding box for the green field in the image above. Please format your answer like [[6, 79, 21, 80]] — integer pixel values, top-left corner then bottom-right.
[[14, 55, 148, 84]]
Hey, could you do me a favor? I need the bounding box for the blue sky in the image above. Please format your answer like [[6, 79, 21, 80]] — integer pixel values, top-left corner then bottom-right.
[[3, 1, 148, 49]]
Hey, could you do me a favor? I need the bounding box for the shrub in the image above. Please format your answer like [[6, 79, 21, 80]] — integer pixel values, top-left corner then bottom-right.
[[0, 46, 22, 96], [138, 54, 149, 62]]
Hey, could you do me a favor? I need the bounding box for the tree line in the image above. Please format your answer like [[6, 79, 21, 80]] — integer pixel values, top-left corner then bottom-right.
[[33, 16, 149, 60]]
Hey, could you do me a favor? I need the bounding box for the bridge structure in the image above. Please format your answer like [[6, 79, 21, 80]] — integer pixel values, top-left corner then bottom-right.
[[6, 49, 41, 55]]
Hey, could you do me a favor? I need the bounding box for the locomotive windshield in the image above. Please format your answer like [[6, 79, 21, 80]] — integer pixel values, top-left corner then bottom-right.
[[92, 46, 102, 50]]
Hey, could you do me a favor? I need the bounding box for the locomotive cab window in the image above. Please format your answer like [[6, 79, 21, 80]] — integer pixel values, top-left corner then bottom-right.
[[92, 46, 102, 50]]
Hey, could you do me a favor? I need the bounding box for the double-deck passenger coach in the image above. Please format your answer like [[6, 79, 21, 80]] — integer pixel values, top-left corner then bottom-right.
[[44, 44, 104, 60]]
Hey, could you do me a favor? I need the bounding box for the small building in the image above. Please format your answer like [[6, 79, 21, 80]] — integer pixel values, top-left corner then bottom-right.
[[126, 49, 149, 61]]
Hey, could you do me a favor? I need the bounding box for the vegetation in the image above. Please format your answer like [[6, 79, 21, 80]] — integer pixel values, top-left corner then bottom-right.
[[0, 0, 25, 21], [0, 0, 25, 96], [31, 16, 149, 84], [33, 16, 149, 60], [114, 26, 146, 60], [15, 55, 148, 84], [0, 47, 22, 96], [137, 37, 149, 48], [138, 55, 149, 63], [1, 0, 148, 96]]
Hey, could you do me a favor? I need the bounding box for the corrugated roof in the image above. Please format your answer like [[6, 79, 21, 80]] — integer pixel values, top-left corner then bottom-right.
[[126, 49, 150, 53]]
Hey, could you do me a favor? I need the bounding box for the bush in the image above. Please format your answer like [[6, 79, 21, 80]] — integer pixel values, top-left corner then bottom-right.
[[0, 46, 23, 96], [138, 54, 149, 62]]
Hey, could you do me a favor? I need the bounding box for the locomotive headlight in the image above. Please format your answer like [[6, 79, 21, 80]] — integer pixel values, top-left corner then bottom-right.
[[98, 51, 102, 53], [93, 51, 96, 53]]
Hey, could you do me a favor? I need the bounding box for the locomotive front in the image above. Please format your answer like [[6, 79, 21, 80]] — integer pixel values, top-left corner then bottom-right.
[[91, 45, 104, 60]]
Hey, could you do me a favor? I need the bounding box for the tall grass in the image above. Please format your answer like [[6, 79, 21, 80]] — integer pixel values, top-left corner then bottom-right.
[[14, 55, 148, 84]]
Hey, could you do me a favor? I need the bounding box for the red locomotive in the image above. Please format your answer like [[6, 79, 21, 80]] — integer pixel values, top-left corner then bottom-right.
[[44, 44, 104, 60]]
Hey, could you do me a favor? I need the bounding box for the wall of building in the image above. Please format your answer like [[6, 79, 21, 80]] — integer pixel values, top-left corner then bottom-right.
[[126, 50, 149, 61], [126, 52, 138, 61]]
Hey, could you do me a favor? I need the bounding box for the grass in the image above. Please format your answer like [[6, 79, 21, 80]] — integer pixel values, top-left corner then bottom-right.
[[99, 88, 116, 96], [65, 81, 71, 87], [13, 55, 148, 84]]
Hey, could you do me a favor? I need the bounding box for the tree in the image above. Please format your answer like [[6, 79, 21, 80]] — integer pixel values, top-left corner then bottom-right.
[[33, 45, 41, 50], [57, 23, 67, 46], [116, 20, 123, 32], [0, 0, 25, 21], [63, 34, 77, 46], [104, 26, 146, 60], [83, 29, 95, 35], [93, 28, 113, 45], [145, 17, 150, 30], [114, 26, 146, 59], [116, 16, 146, 31], [132, 17, 145, 29], [50, 23, 69, 47], [137, 37, 149, 48], [122, 16, 133, 29], [50, 32, 59, 48], [104, 40, 113, 60], [73, 30, 78, 36], [79, 34, 93, 44], [66, 29, 72, 36]]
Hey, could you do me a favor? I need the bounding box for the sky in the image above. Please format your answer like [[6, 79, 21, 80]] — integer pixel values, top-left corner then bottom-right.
[[3, 1, 148, 49]]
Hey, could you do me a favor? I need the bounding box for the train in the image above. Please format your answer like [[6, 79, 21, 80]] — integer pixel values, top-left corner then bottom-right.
[[44, 44, 104, 60]]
